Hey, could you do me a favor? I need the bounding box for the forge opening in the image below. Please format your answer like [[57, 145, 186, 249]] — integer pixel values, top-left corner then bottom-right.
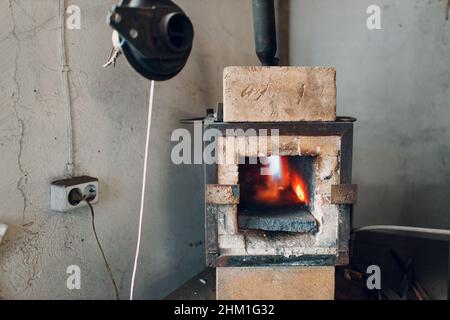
[[238, 155, 317, 233]]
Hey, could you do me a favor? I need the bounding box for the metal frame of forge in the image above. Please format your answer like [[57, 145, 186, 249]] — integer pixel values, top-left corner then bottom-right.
[[202, 114, 356, 268]]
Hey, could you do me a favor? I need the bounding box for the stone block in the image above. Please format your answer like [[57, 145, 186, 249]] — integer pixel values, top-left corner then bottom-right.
[[206, 184, 240, 205], [223, 66, 336, 122], [217, 205, 239, 235], [217, 266, 335, 300]]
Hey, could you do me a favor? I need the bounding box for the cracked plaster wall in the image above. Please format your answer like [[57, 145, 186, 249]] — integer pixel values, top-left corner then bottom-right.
[[0, 0, 257, 299]]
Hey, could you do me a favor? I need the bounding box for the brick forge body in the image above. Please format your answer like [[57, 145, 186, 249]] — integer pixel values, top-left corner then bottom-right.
[[203, 67, 356, 300]]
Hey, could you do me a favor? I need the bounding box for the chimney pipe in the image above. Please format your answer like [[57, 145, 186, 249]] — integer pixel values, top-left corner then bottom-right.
[[252, 0, 279, 66]]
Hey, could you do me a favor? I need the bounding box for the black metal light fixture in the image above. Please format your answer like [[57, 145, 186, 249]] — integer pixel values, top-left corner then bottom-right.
[[108, 0, 194, 81]]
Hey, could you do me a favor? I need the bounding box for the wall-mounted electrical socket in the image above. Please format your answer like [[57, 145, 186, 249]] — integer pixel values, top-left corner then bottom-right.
[[50, 176, 99, 212], [0, 223, 7, 244]]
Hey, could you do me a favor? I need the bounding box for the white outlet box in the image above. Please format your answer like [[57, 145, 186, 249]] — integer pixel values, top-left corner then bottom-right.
[[0, 223, 7, 244], [50, 176, 99, 212]]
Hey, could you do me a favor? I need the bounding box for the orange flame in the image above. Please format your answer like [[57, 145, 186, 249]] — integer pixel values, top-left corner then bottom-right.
[[253, 157, 309, 206], [296, 185, 306, 203], [291, 173, 309, 205]]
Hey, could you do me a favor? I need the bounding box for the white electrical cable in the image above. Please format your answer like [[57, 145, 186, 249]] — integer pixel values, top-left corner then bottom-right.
[[353, 225, 450, 238], [58, 0, 74, 176], [130, 80, 155, 300]]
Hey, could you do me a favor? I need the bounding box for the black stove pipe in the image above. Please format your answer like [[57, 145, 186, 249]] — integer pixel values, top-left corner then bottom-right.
[[252, 0, 279, 66]]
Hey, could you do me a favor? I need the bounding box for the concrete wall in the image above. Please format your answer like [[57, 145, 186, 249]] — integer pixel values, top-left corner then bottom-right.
[[0, 0, 257, 299], [1, 0, 448, 300], [290, 0, 450, 229]]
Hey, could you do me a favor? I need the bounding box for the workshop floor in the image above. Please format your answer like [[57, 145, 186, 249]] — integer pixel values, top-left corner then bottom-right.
[[165, 267, 371, 300], [165, 231, 447, 300]]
